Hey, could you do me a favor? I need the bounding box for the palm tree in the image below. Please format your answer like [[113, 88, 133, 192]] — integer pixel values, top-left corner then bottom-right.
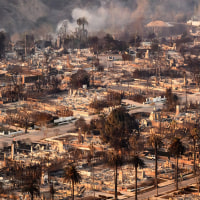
[[77, 17, 88, 31], [107, 151, 123, 200], [50, 182, 55, 200], [22, 179, 40, 200], [0, 181, 4, 198], [19, 164, 42, 200], [149, 134, 163, 196], [129, 155, 145, 200], [169, 138, 185, 190], [88, 36, 99, 58], [89, 143, 95, 199], [77, 18, 82, 28], [64, 164, 82, 200], [187, 124, 199, 175]]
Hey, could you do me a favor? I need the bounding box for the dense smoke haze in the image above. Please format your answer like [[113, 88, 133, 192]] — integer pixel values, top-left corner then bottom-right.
[[58, 0, 147, 34], [0, 0, 199, 37]]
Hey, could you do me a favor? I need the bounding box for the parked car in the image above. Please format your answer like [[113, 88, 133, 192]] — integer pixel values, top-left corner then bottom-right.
[[146, 154, 155, 160]]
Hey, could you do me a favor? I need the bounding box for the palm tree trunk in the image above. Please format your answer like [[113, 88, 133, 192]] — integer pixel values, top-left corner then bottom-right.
[[96, 44, 99, 59], [155, 147, 158, 196], [176, 156, 178, 190], [25, 123, 28, 133], [72, 180, 74, 200], [135, 166, 137, 200], [193, 139, 196, 175], [115, 163, 118, 200]]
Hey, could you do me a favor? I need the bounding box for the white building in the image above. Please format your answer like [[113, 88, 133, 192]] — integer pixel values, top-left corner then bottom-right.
[[187, 16, 200, 27]]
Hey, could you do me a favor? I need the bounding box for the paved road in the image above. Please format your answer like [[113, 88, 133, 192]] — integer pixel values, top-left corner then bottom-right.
[[125, 176, 197, 200], [0, 122, 75, 148]]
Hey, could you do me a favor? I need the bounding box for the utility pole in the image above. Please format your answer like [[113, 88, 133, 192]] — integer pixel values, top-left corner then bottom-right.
[[185, 84, 188, 112], [184, 71, 187, 112], [171, 79, 172, 89], [25, 33, 27, 59], [92, 56, 95, 86], [90, 142, 95, 199]]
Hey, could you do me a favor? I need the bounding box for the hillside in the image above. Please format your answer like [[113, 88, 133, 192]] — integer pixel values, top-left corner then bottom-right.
[[0, 0, 199, 36]]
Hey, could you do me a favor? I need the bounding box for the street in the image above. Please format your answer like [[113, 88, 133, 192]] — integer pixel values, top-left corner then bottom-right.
[[0, 122, 75, 148], [125, 176, 197, 200]]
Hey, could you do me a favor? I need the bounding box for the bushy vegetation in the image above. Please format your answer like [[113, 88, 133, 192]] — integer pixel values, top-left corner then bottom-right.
[[90, 91, 122, 112], [127, 94, 146, 103], [70, 69, 90, 89], [133, 69, 183, 79], [90, 100, 109, 112], [164, 88, 179, 112], [101, 107, 139, 150]]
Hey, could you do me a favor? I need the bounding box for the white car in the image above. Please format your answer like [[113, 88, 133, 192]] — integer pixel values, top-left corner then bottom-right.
[[146, 154, 156, 160]]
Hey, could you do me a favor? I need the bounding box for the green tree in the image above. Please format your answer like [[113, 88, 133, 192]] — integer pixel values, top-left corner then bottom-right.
[[129, 155, 145, 200], [186, 123, 200, 175], [75, 117, 88, 133], [169, 138, 185, 190], [70, 69, 90, 89], [165, 88, 179, 112], [149, 134, 163, 196], [102, 107, 139, 151], [64, 164, 82, 200], [0, 31, 6, 59], [77, 17, 88, 30]]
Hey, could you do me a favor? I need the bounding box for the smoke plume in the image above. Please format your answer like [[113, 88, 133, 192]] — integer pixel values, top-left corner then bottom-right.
[[56, 0, 149, 35], [56, 0, 199, 36], [0, 0, 199, 37]]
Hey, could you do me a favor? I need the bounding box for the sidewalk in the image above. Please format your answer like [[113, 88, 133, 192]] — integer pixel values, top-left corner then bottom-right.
[[158, 179, 174, 187]]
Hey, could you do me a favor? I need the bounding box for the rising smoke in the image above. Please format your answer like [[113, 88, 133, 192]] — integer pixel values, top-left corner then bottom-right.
[[56, 0, 148, 36], [1, 0, 198, 37], [56, 0, 199, 36]]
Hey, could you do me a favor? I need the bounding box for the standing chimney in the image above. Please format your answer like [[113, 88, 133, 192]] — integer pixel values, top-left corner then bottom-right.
[[31, 144, 33, 153], [3, 153, 6, 167], [176, 105, 180, 116], [11, 143, 14, 160], [22, 75, 25, 84], [184, 72, 186, 87]]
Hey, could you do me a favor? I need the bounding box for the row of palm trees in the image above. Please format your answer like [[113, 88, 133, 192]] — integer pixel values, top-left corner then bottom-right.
[[63, 134, 193, 200], [4, 135, 191, 200], [51, 128, 200, 200], [6, 125, 196, 200], [19, 129, 197, 200], [151, 122, 200, 195], [110, 137, 185, 200], [63, 153, 145, 200]]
